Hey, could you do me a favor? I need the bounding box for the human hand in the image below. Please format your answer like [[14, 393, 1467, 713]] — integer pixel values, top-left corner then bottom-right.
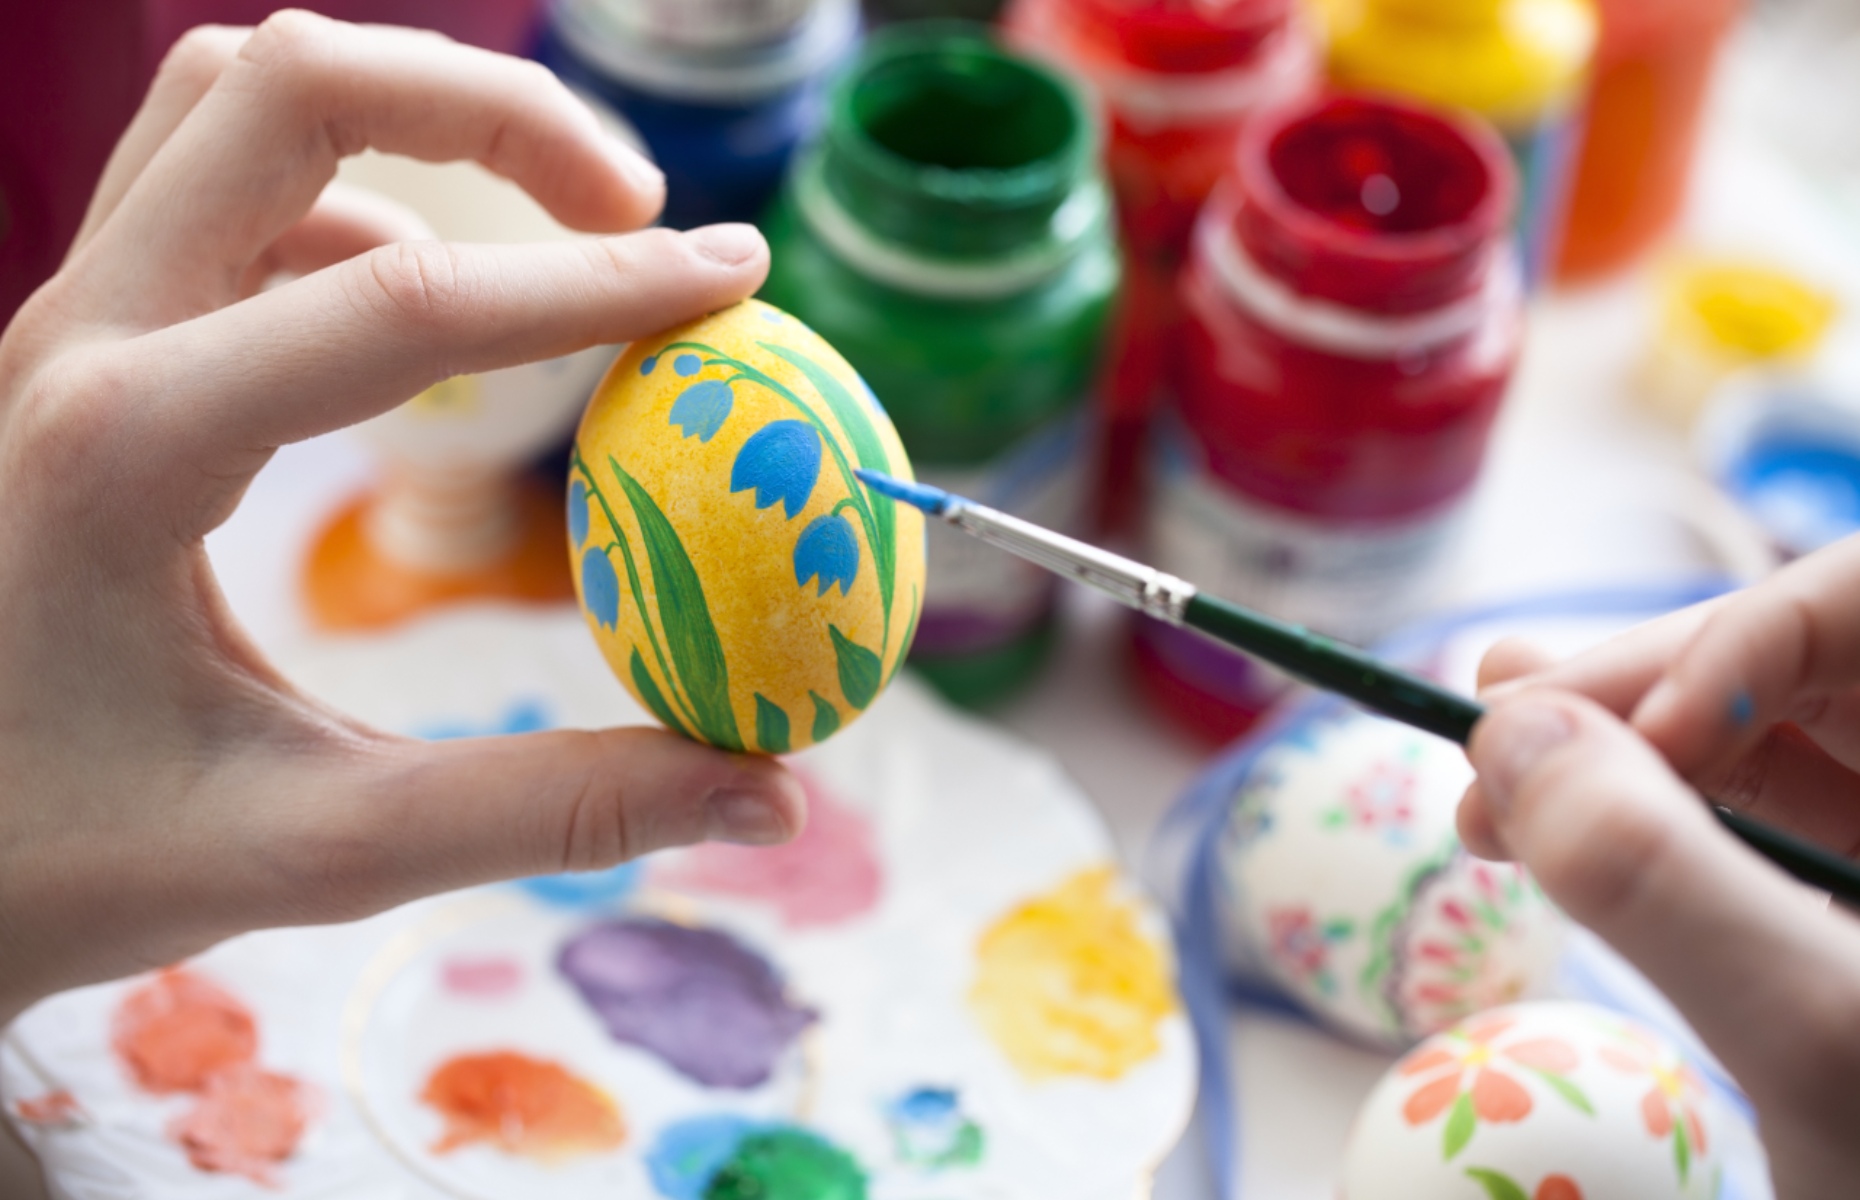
[[0, 12, 804, 1030], [1460, 540, 1860, 1199]]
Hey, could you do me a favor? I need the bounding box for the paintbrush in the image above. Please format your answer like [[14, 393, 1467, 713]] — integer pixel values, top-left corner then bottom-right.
[[856, 468, 1860, 905]]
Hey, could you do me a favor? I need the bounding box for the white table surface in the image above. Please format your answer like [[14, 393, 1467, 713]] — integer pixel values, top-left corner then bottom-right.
[[198, 24, 1860, 1199]]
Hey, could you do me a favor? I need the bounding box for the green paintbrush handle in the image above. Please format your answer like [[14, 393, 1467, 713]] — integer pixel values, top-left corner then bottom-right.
[[1184, 594, 1860, 906], [1183, 593, 1485, 744]]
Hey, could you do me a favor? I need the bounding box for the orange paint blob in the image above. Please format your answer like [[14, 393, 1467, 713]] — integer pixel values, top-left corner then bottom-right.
[[13, 1091, 80, 1126], [112, 969, 258, 1094], [169, 1064, 317, 1187], [422, 1051, 627, 1162]]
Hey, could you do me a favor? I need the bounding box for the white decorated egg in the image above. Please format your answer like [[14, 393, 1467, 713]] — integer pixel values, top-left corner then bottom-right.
[[1220, 711, 1566, 1048], [1341, 1001, 1730, 1200]]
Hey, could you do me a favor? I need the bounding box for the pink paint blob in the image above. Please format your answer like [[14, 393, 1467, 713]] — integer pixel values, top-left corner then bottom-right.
[[441, 955, 524, 999], [168, 1063, 319, 1188], [656, 772, 882, 927], [13, 1091, 80, 1127]]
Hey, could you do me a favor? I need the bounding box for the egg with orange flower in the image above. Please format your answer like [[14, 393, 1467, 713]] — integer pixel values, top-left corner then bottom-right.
[[1340, 1001, 1737, 1199], [568, 300, 925, 753]]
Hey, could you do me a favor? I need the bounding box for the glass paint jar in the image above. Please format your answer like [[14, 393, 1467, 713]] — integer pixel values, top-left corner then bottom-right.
[[1321, 0, 1595, 285], [1554, 0, 1743, 281], [534, 0, 859, 229], [1005, 0, 1316, 532], [1135, 94, 1523, 742], [760, 26, 1119, 707]]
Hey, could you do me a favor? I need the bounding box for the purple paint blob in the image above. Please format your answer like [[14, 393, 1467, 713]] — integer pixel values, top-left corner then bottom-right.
[[557, 919, 816, 1090]]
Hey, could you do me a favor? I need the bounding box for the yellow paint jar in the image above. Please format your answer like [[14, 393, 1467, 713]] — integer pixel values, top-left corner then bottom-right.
[[1319, 0, 1597, 282]]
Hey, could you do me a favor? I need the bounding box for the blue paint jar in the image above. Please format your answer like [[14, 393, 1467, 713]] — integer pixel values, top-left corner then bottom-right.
[[1701, 381, 1860, 557], [535, 0, 860, 229]]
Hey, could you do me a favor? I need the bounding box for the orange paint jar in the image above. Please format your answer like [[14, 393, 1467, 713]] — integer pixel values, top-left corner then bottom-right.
[[1554, 0, 1743, 281]]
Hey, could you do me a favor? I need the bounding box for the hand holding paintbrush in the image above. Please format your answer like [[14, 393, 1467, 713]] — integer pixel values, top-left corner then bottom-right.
[[856, 467, 1860, 905]]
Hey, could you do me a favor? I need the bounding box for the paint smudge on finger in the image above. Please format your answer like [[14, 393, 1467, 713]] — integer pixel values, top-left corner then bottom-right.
[[113, 969, 258, 1093], [421, 1051, 626, 1161], [168, 1064, 318, 1187], [558, 919, 816, 1089], [968, 866, 1178, 1081], [646, 1115, 867, 1200], [656, 773, 882, 927], [12, 1091, 81, 1127]]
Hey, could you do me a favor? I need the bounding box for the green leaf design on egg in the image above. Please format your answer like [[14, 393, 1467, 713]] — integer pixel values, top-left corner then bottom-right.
[[631, 647, 689, 740], [810, 693, 841, 743], [830, 626, 882, 711], [609, 456, 743, 753], [755, 695, 791, 755], [1462, 1168, 1528, 1200]]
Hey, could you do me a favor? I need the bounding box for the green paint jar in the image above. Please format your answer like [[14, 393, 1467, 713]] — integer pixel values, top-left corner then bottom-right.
[[760, 25, 1118, 707]]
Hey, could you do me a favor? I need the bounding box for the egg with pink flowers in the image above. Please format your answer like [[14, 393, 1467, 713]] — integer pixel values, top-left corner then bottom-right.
[[1220, 712, 1566, 1048], [1340, 1001, 1730, 1199]]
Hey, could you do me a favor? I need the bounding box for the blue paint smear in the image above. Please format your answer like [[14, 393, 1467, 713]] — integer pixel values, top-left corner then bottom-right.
[[648, 1115, 759, 1200], [1726, 437, 1860, 552], [520, 862, 644, 910], [415, 699, 554, 742]]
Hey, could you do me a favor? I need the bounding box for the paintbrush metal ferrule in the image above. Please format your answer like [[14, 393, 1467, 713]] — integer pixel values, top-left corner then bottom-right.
[[936, 497, 1200, 626]]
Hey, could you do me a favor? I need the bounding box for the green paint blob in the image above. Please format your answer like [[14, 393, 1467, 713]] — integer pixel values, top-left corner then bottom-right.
[[704, 1128, 868, 1200]]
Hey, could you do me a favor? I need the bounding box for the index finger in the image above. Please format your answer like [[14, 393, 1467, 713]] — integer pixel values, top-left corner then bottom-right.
[[1634, 537, 1860, 779], [74, 12, 664, 326]]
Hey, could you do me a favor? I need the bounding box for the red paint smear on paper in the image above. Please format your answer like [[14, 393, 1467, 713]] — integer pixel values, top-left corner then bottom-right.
[[422, 1051, 626, 1161], [168, 1064, 319, 1188], [13, 1091, 80, 1126], [442, 955, 523, 998], [112, 969, 258, 1094], [656, 772, 882, 927]]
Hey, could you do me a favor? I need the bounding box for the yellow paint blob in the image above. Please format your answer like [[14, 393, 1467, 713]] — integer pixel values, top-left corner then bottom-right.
[[570, 300, 925, 753], [969, 866, 1178, 1081]]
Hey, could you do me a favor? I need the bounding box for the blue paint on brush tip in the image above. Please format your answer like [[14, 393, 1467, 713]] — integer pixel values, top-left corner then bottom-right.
[[854, 468, 952, 516]]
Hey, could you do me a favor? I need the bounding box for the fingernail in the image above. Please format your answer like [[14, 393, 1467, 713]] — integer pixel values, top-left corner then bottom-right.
[[610, 141, 664, 194], [1477, 700, 1577, 817], [705, 788, 788, 845], [686, 223, 764, 267]]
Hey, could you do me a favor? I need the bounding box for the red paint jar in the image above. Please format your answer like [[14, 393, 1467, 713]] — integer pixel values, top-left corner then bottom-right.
[[1005, 0, 1315, 531], [1135, 94, 1523, 742]]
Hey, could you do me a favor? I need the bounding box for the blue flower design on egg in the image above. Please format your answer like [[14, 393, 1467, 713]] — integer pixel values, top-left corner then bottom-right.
[[669, 379, 734, 442], [568, 480, 591, 547], [674, 353, 702, 377], [581, 546, 621, 629], [793, 513, 859, 596], [640, 354, 660, 376], [730, 419, 821, 518]]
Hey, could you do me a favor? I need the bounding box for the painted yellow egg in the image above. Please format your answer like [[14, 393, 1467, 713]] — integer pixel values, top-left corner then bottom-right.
[[568, 299, 926, 753]]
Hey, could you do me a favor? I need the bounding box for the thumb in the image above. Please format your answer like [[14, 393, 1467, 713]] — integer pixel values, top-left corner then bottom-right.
[[323, 726, 805, 910], [1466, 690, 1860, 1110]]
